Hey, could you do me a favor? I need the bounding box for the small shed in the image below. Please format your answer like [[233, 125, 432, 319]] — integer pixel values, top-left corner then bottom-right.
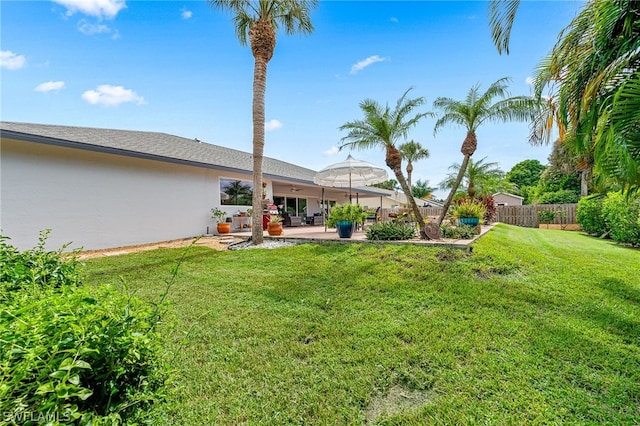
[[493, 192, 524, 206]]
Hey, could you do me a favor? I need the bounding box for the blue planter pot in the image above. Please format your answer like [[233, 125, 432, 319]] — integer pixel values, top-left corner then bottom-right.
[[458, 217, 480, 226], [336, 220, 354, 238]]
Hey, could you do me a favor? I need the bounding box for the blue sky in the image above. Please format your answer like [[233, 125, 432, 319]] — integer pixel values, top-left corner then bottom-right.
[[1, 0, 583, 198]]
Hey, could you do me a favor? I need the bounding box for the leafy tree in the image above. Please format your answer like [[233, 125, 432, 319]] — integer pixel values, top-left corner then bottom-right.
[[398, 140, 430, 189], [506, 159, 546, 189], [530, 162, 580, 204], [371, 179, 399, 191], [340, 89, 432, 239], [506, 159, 547, 203], [432, 78, 537, 227], [439, 156, 515, 198], [412, 179, 435, 199], [210, 0, 317, 244]]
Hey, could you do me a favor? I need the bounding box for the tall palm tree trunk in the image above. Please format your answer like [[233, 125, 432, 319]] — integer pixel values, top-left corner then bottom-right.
[[406, 162, 414, 189], [249, 18, 275, 245], [386, 146, 427, 239], [438, 154, 471, 225], [251, 57, 267, 244], [250, 62, 270, 244], [438, 131, 477, 225]]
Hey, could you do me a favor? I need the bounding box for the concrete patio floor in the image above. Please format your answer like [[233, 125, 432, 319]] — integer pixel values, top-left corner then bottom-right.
[[231, 223, 495, 249], [78, 223, 495, 258]]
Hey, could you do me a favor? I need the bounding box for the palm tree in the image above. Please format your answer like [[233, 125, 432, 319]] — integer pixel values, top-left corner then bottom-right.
[[433, 77, 537, 225], [398, 140, 430, 189], [439, 157, 515, 198], [531, 0, 640, 194], [412, 179, 434, 199], [209, 0, 317, 244], [339, 88, 433, 239]]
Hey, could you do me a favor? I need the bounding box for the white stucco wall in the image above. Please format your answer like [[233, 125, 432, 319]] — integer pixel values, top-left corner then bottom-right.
[[1, 139, 225, 251]]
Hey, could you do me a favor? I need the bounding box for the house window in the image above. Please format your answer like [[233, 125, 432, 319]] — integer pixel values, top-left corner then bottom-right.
[[273, 196, 307, 216], [220, 178, 253, 206]]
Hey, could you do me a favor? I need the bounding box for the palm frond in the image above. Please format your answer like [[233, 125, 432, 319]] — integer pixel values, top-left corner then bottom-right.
[[488, 0, 520, 54]]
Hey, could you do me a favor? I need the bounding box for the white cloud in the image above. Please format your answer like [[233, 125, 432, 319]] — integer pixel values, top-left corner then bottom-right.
[[181, 8, 192, 19], [34, 81, 65, 92], [525, 76, 535, 85], [390, 17, 398, 23], [323, 146, 340, 156], [350, 55, 387, 74], [78, 20, 109, 34], [1, 50, 26, 70], [78, 20, 120, 38], [82, 84, 145, 106], [265, 119, 282, 132], [53, 0, 126, 19]]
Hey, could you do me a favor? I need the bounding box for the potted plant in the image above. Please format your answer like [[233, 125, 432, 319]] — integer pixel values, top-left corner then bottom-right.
[[326, 203, 367, 238], [452, 199, 486, 227], [267, 214, 283, 236], [211, 207, 231, 234]]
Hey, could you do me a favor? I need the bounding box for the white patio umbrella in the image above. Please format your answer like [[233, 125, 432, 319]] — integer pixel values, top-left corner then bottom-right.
[[314, 154, 388, 203]]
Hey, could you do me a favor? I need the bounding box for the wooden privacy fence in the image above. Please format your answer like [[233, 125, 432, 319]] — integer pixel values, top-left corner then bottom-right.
[[379, 204, 578, 228], [496, 204, 578, 228]]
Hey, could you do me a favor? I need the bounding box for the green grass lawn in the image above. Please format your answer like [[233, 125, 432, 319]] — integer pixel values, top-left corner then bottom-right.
[[82, 224, 640, 425]]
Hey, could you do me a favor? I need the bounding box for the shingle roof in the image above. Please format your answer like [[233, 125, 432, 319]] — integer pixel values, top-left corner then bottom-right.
[[0, 121, 316, 183]]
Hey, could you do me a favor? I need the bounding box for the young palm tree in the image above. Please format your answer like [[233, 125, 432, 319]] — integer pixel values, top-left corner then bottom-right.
[[433, 77, 537, 225], [412, 179, 435, 200], [439, 157, 515, 198], [209, 0, 317, 244], [398, 140, 430, 189], [339, 89, 433, 239]]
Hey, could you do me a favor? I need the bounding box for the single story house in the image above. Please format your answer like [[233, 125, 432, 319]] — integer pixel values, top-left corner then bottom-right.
[[493, 192, 524, 206], [1, 121, 386, 250]]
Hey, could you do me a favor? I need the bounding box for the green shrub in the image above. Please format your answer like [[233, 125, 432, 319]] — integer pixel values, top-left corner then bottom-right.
[[326, 204, 367, 228], [365, 221, 416, 240], [601, 191, 640, 246], [440, 224, 477, 239], [577, 196, 607, 236], [536, 189, 580, 204], [452, 199, 486, 220], [0, 233, 171, 424], [1, 285, 169, 424], [0, 230, 80, 298], [537, 210, 566, 225]]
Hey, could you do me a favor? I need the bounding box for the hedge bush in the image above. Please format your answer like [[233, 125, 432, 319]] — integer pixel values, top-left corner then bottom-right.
[[576, 195, 608, 236], [0, 232, 170, 424], [440, 224, 477, 239], [0, 230, 80, 299], [601, 192, 640, 246], [366, 221, 416, 240], [536, 189, 580, 204]]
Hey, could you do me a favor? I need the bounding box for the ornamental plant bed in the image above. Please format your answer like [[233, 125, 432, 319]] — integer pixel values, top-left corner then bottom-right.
[[538, 223, 582, 231]]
